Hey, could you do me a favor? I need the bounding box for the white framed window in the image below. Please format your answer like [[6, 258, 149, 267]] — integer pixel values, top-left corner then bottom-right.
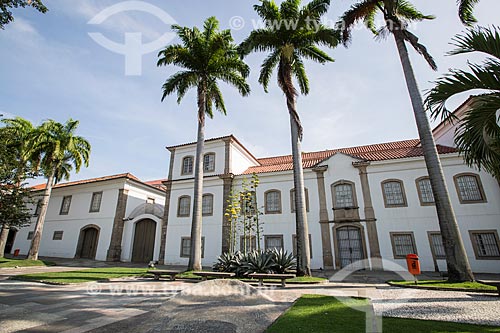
[[390, 232, 417, 259], [265, 190, 281, 214], [454, 174, 486, 203], [177, 196, 191, 217], [469, 230, 500, 259], [180, 237, 205, 258], [334, 183, 354, 208], [60, 196, 72, 215], [382, 180, 407, 207], [89, 192, 103, 213], [181, 156, 194, 175], [53, 231, 64, 240], [416, 177, 434, 205], [428, 232, 446, 259], [203, 153, 215, 172], [265, 235, 283, 251], [290, 188, 309, 212], [202, 194, 213, 216]]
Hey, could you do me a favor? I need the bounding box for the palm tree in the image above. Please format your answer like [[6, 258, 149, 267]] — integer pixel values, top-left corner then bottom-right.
[[338, 0, 474, 282], [458, 0, 480, 26], [0, 117, 37, 257], [157, 17, 250, 271], [426, 26, 500, 180], [27, 119, 91, 260], [240, 0, 338, 276]]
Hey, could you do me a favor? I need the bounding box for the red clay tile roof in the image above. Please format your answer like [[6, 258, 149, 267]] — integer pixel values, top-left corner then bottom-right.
[[242, 139, 457, 175], [145, 179, 167, 190], [31, 173, 141, 191]]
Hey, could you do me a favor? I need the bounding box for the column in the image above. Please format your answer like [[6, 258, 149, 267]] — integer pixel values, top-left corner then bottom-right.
[[159, 181, 172, 264], [313, 166, 333, 268], [106, 188, 129, 261], [353, 161, 383, 270]]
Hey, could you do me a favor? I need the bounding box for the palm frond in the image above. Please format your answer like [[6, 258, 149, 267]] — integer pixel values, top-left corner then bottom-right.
[[258, 49, 281, 92], [449, 26, 500, 59], [254, 0, 281, 21], [458, 0, 480, 26], [396, 0, 435, 21], [336, 0, 379, 45], [292, 53, 309, 95], [402, 29, 437, 70]]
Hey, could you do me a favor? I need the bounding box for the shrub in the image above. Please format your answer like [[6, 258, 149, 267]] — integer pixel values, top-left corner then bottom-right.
[[271, 248, 296, 273], [213, 249, 296, 276]]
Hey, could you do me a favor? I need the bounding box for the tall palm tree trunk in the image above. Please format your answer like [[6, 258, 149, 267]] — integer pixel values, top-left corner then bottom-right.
[[188, 86, 206, 271], [0, 224, 9, 257], [283, 69, 311, 276], [27, 169, 55, 260], [393, 31, 474, 282]]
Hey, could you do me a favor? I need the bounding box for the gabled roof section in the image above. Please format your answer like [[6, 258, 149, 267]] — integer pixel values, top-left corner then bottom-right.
[[242, 139, 456, 175], [32, 173, 142, 191], [145, 179, 167, 190], [166, 134, 259, 165]]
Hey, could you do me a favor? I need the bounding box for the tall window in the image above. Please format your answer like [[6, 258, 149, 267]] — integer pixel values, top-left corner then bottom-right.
[[181, 156, 194, 175], [290, 188, 309, 212], [177, 196, 191, 217], [390, 232, 417, 258], [180, 237, 205, 258], [89, 192, 103, 213], [454, 174, 486, 203], [416, 177, 434, 205], [202, 194, 213, 216], [60, 196, 72, 215], [34, 199, 42, 216], [334, 183, 355, 208], [265, 235, 283, 251], [382, 180, 407, 207], [203, 153, 215, 172], [428, 232, 446, 259], [146, 197, 155, 204], [265, 190, 282, 214], [469, 231, 500, 259]]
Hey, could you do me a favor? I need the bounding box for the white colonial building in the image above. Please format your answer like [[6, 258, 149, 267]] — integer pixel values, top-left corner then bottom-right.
[[9, 102, 500, 273]]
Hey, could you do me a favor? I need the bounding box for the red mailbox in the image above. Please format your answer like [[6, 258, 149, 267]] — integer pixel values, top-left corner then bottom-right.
[[406, 254, 421, 275]]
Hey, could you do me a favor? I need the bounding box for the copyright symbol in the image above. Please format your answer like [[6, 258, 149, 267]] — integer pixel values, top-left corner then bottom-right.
[[229, 16, 245, 30], [87, 283, 102, 296]]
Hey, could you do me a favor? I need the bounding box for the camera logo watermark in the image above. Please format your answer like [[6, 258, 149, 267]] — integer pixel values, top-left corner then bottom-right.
[[88, 1, 177, 76], [330, 259, 418, 333]]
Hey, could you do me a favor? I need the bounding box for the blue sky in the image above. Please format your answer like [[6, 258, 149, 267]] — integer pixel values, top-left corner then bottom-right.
[[0, 0, 499, 183]]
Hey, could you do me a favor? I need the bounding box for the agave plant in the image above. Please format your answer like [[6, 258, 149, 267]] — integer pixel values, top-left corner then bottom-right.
[[242, 250, 275, 274], [213, 252, 235, 272], [271, 248, 296, 274]]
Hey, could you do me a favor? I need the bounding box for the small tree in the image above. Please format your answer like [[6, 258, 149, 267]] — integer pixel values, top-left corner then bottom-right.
[[0, 0, 47, 29]]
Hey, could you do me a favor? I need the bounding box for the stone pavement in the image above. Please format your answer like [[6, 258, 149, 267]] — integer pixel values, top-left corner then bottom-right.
[[1, 260, 499, 332]]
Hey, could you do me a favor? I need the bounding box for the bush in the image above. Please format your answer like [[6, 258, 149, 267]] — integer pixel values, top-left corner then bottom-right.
[[213, 249, 296, 276]]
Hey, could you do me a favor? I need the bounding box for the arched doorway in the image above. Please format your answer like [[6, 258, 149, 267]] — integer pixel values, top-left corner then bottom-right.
[[131, 219, 156, 263], [335, 225, 365, 269], [76, 225, 100, 259]]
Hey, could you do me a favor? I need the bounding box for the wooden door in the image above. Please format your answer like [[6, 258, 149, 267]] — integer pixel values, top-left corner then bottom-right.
[[337, 226, 364, 269], [80, 228, 99, 259], [131, 219, 156, 263]]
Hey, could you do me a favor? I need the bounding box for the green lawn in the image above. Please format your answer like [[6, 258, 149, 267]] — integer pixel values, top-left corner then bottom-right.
[[0, 258, 55, 268], [266, 294, 500, 333], [12, 267, 149, 284], [389, 280, 497, 292]]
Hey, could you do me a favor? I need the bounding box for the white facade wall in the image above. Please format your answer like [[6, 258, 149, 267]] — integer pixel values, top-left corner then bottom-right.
[[230, 142, 259, 175], [12, 180, 124, 261], [164, 177, 224, 265], [172, 141, 226, 179], [120, 182, 166, 262], [368, 154, 500, 273]]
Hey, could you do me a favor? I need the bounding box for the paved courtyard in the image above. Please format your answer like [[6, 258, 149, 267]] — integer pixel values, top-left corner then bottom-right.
[[0, 262, 499, 332]]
